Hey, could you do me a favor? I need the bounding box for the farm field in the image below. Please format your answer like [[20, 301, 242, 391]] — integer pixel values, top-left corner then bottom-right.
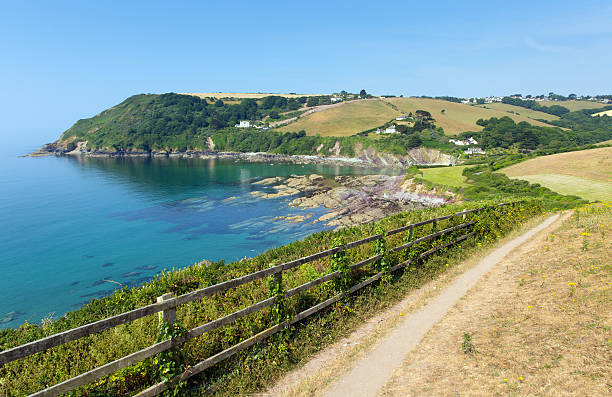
[[593, 109, 612, 117], [539, 100, 608, 111], [386, 98, 554, 134], [419, 165, 468, 188], [501, 147, 612, 201], [475, 103, 559, 121], [184, 92, 319, 99], [277, 98, 556, 137], [276, 99, 400, 136]]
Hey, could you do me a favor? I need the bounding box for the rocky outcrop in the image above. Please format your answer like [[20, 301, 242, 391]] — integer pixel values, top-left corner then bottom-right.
[[257, 174, 455, 229], [352, 144, 456, 167]]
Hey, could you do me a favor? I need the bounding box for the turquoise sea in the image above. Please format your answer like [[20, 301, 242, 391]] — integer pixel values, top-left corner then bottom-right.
[[0, 140, 393, 328]]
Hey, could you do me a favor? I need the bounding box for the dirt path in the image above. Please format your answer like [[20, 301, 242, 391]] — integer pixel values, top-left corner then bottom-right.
[[262, 214, 563, 397]]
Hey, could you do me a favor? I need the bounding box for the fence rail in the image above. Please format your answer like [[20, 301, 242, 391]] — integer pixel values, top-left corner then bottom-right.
[[1, 201, 522, 397]]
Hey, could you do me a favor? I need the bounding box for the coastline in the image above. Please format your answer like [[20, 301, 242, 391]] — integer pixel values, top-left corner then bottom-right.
[[28, 143, 456, 169]]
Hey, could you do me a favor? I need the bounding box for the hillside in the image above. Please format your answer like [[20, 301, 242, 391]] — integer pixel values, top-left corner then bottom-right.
[[475, 102, 559, 121], [539, 100, 609, 111], [387, 98, 555, 134], [184, 92, 319, 99], [276, 99, 400, 136], [500, 146, 612, 201], [277, 98, 557, 137]]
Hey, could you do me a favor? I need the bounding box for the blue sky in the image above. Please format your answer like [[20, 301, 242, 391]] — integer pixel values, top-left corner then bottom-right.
[[1, 0, 611, 143]]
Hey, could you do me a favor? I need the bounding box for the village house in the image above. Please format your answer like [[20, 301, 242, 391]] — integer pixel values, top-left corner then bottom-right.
[[235, 120, 251, 128], [465, 147, 486, 155], [395, 116, 407, 121], [449, 137, 478, 146], [376, 125, 398, 134]]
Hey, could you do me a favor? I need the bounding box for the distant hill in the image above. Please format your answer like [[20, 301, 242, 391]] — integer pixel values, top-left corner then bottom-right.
[[277, 98, 557, 136], [184, 92, 320, 99], [539, 100, 609, 112], [500, 146, 612, 201], [474, 102, 560, 122]]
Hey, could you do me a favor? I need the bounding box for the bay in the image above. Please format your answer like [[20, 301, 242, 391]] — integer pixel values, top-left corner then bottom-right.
[[0, 141, 395, 328]]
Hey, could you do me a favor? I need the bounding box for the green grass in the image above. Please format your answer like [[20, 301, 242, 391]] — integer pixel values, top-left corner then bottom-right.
[[418, 165, 468, 188]]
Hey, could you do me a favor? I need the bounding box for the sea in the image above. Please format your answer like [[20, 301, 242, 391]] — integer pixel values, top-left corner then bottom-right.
[[0, 139, 396, 328]]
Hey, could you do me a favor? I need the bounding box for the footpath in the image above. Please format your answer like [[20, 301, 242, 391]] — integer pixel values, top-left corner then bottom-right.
[[263, 213, 565, 397]]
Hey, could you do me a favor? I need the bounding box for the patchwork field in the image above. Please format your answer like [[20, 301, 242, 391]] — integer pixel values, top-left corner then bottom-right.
[[276, 99, 400, 136], [475, 103, 559, 121], [539, 100, 609, 111], [419, 165, 468, 188], [184, 92, 319, 99], [387, 98, 554, 134], [501, 147, 612, 201]]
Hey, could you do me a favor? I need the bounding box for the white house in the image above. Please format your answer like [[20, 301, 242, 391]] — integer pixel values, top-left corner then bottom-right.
[[330, 96, 342, 103], [465, 147, 485, 155], [376, 125, 398, 134], [235, 120, 251, 128], [449, 137, 478, 146], [395, 116, 407, 121]]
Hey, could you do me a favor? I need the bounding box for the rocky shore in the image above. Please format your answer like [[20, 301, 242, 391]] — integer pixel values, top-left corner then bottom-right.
[[29, 142, 456, 169], [253, 173, 456, 228]]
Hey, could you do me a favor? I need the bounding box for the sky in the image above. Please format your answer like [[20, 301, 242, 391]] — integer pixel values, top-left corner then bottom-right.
[[1, 0, 611, 144]]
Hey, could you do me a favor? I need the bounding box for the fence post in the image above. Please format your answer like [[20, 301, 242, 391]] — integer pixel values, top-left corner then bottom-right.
[[462, 208, 467, 220], [157, 293, 176, 325]]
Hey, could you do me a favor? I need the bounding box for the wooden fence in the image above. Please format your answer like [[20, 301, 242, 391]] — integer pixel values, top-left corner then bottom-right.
[[0, 201, 522, 396]]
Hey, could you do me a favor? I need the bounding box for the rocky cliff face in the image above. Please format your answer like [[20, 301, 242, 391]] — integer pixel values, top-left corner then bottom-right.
[[352, 143, 456, 167], [31, 138, 456, 168]]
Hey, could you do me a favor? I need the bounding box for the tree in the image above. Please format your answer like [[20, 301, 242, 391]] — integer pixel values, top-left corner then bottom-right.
[[306, 97, 319, 107], [407, 135, 422, 148], [359, 89, 367, 98], [214, 99, 224, 107]]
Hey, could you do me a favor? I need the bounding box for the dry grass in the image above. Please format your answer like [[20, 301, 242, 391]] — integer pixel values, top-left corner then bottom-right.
[[501, 147, 612, 201], [387, 98, 554, 134], [263, 215, 554, 397], [593, 109, 612, 117], [276, 98, 556, 137], [539, 100, 609, 111], [475, 102, 559, 121], [276, 99, 400, 137], [380, 204, 612, 396], [183, 92, 319, 99]]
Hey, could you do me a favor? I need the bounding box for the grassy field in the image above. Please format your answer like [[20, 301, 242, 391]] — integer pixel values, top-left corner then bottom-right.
[[276, 98, 556, 137], [593, 109, 612, 117], [419, 165, 468, 188], [501, 147, 612, 201], [387, 98, 554, 134], [475, 102, 559, 121], [539, 100, 609, 111], [184, 92, 320, 99], [277, 99, 400, 136]]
